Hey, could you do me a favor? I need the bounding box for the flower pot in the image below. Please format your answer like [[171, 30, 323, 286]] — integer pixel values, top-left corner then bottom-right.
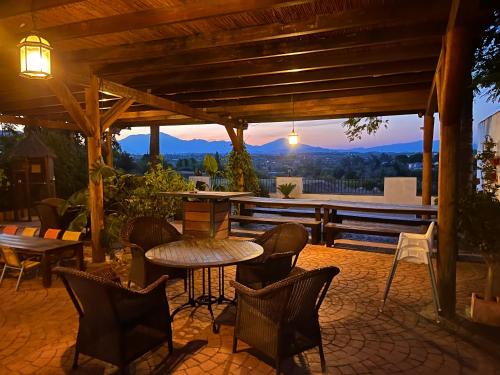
[[471, 293, 500, 327]]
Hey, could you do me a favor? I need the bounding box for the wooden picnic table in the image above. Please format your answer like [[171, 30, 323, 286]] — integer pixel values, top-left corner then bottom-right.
[[230, 196, 324, 220], [0, 233, 84, 287], [161, 191, 252, 239], [321, 200, 437, 223]]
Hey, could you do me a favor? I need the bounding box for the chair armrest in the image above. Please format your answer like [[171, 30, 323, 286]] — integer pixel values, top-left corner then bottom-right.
[[399, 232, 426, 240], [230, 279, 287, 299], [267, 251, 295, 261], [135, 275, 170, 295]]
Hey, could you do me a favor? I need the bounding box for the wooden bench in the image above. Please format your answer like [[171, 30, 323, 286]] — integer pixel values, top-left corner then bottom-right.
[[242, 206, 317, 218], [334, 212, 433, 226], [230, 214, 322, 244], [324, 222, 427, 247]]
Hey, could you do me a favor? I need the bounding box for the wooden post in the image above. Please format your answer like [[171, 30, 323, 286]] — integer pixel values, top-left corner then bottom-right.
[[422, 115, 434, 205], [105, 131, 113, 167], [86, 75, 105, 263], [150, 125, 160, 164], [237, 127, 245, 191], [437, 26, 473, 318]]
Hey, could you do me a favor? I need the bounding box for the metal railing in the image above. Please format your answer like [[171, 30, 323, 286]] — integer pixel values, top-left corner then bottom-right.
[[302, 178, 384, 195]]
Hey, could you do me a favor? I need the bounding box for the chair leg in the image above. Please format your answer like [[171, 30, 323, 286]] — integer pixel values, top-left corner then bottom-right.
[[72, 349, 79, 369], [15, 266, 24, 292], [318, 339, 326, 373], [0, 265, 7, 286], [426, 253, 441, 321], [275, 358, 281, 375], [232, 336, 238, 353], [379, 249, 400, 312]]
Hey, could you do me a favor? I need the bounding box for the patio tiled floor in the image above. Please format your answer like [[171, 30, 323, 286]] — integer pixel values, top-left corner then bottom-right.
[[0, 244, 499, 374]]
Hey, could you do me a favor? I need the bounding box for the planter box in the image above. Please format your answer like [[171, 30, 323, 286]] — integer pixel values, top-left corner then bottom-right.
[[471, 293, 500, 327]]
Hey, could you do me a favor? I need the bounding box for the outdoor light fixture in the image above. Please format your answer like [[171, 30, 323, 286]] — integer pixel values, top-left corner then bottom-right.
[[288, 95, 299, 146], [18, 34, 52, 79], [18, 5, 52, 80]]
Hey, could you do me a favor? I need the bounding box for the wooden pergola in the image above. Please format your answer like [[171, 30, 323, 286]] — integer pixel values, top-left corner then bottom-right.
[[0, 0, 485, 317]]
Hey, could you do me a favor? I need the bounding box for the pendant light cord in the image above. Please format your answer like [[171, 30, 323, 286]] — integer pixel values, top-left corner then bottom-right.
[[292, 94, 295, 132]]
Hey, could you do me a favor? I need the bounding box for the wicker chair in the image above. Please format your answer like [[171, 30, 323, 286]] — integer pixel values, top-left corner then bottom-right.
[[34, 198, 64, 237], [236, 223, 309, 289], [54, 266, 173, 373], [232, 266, 340, 374], [121, 216, 187, 289]]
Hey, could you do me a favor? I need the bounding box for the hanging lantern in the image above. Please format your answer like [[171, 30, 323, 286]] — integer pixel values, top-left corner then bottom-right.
[[288, 129, 299, 145], [18, 34, 52, 79], [288, 94, 299, 145]]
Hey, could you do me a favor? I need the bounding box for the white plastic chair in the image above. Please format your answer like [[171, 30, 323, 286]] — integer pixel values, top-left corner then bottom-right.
[[379, 222, 441, 321]]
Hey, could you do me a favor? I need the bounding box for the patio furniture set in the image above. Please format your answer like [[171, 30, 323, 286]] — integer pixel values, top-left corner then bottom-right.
[[0, 195, 440, 373]]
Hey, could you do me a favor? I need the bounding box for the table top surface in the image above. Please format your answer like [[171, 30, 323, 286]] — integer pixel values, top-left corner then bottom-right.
[[146, 238, 263, 268], [230, 196, 437, 214], [161, 191, 252, 200], [0, 233, 82, 253]]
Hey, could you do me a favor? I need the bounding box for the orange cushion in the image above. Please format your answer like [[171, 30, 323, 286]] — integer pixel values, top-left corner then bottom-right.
[[62, 231, 82, 241], [2, 225, 18, 235], [44, 229, 61, 239], [22, 227, 38, 237]]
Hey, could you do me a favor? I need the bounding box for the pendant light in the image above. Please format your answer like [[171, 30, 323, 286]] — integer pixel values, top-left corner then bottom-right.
[[18, 4, 52, 79], [288, 94, 299, 145]]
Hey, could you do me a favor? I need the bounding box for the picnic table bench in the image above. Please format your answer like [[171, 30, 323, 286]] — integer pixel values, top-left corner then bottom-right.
[[230, 196, 323, 244]]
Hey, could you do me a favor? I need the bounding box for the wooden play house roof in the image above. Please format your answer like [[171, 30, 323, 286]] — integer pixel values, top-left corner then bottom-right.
[[0, 0, 453, 130]]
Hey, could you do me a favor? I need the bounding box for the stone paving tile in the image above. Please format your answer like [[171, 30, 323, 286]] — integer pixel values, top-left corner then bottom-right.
[[0, 244, 499, 374]]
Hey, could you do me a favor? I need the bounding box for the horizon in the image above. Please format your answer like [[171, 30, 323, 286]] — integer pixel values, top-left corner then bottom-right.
[[117, 92, 499, 148]]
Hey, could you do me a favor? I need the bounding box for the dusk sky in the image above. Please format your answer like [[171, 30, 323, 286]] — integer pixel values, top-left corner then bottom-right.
[[117, 93, 499, 149]]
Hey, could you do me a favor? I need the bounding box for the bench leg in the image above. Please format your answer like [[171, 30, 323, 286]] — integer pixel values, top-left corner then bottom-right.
[[325, 228, 338, 247], [310, 226, 320, 245]]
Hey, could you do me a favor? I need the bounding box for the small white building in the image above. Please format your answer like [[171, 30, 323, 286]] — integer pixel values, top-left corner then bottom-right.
[[476, 111, 500, 192]]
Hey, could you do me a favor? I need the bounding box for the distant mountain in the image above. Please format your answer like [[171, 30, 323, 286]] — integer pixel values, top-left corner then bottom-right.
[[347, 140, 440, 153], [118, 132, 440, 155]]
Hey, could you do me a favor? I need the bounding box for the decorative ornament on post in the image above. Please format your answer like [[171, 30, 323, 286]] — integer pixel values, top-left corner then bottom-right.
[[18, 5, 52, 79], [288, 94, 299, 146]]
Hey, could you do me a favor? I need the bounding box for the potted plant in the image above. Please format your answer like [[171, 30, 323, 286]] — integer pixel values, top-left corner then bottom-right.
[[277, 183, 296, 199], [459, 136, 500, 326]]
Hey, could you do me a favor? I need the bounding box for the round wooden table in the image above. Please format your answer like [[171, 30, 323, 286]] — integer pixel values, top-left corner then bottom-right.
[[146, 238, 263, 331]]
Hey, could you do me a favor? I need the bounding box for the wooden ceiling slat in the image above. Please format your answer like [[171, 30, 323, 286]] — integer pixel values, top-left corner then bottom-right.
[[68, 1, 448, 64], [96, 26, 442, 76], [154, 58, 438, 94], [0, 0, 85, 20], [126, 42, 441, 86], [37, 0, 314, 42], [0, 114, 77, 131]]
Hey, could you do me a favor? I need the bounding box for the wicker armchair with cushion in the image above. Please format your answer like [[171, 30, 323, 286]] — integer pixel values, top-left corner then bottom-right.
[[231, 266, 340, 374], [121, 216, 187, 289], [236, 223, 309, 289], [54, 266, 173, 373]]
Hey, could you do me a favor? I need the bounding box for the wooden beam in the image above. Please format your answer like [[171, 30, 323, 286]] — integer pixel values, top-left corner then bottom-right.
[[100, 98, 134, 131], [186, 83, 431, 108], [46, 79, 93, 135], [172, 72, 434, 102], [0, 114, 77, 131], [126, 42, 441, 86], [154, 58, 438, 95], [85, 74, 105, 263], [225, 126, 241, 152], [105, 131, 113, 167], [437, 27, 474, 319], [97, 26, 443, 76], [0, 0, 85, 20], [149, 125, 160, 164], [422, 115, 434, 205], [37, 0, 313, 42], [69, 2, 448, 63], [96, 78, 243, 128]]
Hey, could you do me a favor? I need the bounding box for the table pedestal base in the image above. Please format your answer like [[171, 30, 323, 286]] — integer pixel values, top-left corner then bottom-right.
[[170, 267, 233, 333]]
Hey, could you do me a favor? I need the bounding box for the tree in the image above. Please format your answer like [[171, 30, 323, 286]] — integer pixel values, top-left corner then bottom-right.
[[341, 117, 388, 142]]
